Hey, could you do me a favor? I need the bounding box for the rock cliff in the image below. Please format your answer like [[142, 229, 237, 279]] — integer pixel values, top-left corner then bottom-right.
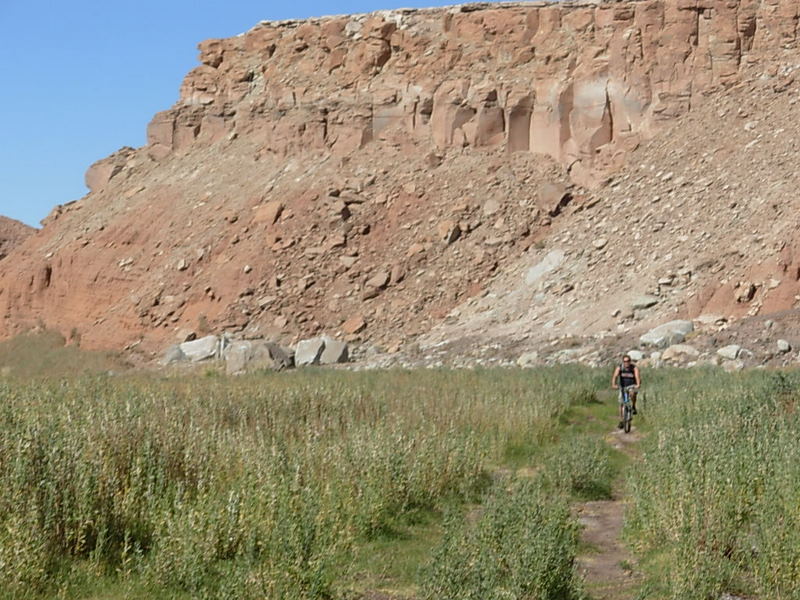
[[0, 217, 34, 262], [137, 0, 798, 185], [1, 0, 799, 359]]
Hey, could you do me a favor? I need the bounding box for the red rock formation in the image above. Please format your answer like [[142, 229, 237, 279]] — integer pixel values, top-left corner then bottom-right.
[[0, 217, 35, 262], [0, 0, 798, 354], [143, 0, 795, 184]]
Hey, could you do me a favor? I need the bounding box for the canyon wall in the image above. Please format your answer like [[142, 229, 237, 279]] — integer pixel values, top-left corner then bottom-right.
[[89, 0, 800, 189], [2, 0, 800, 353]]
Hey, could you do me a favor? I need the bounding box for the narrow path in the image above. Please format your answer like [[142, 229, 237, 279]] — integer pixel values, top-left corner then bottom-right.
[[574, 428, 644, 600]]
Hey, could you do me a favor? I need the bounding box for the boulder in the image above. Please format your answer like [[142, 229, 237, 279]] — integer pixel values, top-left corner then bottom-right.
[[517, 351, 539, 368], [738, 348, 755, 360], [639, 351, 662, 368], [735, 282, 757, 303], [777, 339, 792, 353], [85, 158, 123, 192], [342, 315, 367, 335], [482, 198, 501, 217], [84, 147, 134, 192], [722, 359, 745, 372], [661, 344, 700, 362], [627, 350, 644, 362], [253, 200, 284, 225], [695, 314, 727, 327], [366, 271, 390, 290], [362, 271, 390, 299], [320, 336, 349, 364], [225, 340, 292, 375], [179, 335, 220, 362], [631, 295, 659, 310], [437, 220, 461, 245], [639, 320, 694, 348], [295, 336, 349, 366], [717, 345, 741, 360], [552, 348, 580, 365], [296, 337, 326, 366], [537, 182, 571, 216], [161, 344, 185, 365]]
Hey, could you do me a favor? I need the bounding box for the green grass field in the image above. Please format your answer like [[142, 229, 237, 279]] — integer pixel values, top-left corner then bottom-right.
[[0, 364, 798, 599]]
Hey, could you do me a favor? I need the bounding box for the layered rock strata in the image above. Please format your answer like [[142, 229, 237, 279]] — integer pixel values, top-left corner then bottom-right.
[[1, 0, 799, 353], [127, 0, 800, 186]]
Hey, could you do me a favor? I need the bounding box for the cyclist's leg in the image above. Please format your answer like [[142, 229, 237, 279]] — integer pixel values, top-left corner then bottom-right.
[[631, 388, 638, 414]]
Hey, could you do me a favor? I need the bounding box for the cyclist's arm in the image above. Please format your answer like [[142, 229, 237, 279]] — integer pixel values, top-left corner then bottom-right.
[[611, 367, 620, 388], [634, 366, 641, 387]]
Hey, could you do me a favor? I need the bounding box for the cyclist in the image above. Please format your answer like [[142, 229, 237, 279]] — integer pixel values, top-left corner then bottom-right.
[[611, 354, 641, 429]]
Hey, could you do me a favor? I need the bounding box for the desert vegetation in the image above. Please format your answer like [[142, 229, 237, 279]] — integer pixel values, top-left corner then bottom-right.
[[0, 367, 604, 599], [1, 365, 799, 600], [626, 368, 800, 599]]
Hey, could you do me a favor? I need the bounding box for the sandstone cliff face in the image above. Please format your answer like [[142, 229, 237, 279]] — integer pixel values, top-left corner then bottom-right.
[[0, 217, 34, 262], [2, 0, 800, 354], [138, 0, 798, 185]]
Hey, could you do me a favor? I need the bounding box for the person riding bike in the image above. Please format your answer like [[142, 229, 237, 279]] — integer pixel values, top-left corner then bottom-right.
[[611, 354, 641, 429]]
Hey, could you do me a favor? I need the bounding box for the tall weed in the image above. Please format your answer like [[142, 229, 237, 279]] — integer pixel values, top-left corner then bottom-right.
[[420, 478, 583, 600], [626, 369, 800, 599], [0, 367, 596, 598]]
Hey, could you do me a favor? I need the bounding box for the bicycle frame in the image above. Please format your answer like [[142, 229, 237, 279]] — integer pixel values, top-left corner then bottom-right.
[[621, 387, 634, 433]]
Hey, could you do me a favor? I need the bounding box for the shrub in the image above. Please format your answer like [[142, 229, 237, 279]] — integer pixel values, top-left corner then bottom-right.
[[540, 437, 613, 500], [420, 478, 583, 600]]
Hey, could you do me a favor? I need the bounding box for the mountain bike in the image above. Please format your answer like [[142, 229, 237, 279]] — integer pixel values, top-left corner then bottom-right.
[[621, 385, 637, 434]]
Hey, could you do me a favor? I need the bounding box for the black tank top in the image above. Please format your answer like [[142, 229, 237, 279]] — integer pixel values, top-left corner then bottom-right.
[[619, 364, 636, 387]]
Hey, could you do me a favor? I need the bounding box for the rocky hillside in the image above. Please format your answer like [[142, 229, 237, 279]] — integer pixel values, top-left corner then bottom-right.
[[421, 44, 800, 369], [1, 0, 799, 365], [0, 217, 34, 262]]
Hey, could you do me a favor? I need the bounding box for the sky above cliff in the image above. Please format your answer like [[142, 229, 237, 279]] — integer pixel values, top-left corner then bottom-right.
[[0, 0, 504, 228]]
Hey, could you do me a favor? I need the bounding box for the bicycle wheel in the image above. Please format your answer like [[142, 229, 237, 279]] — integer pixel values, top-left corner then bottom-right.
[[623, 405, 632, 434]]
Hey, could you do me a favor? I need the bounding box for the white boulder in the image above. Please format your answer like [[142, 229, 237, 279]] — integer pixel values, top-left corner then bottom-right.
[[320, 336, 349, 365], [225, 340, 293, 375], [661, 344, 700, 362], [517, 351, 540, 368], [160, 345, 185, 365], [296, 336, 350, 367], [179, 335, 220, 362], [639, 320, 694, 348], [296, 338, 326, 366], [716, 345, 741, 360]]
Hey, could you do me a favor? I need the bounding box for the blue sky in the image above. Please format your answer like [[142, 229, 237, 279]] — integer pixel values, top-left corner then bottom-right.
[[0, 1, 502, 228]]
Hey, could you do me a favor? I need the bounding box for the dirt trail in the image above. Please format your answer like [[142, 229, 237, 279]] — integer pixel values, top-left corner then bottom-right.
[[574, 428, 644, 600]]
